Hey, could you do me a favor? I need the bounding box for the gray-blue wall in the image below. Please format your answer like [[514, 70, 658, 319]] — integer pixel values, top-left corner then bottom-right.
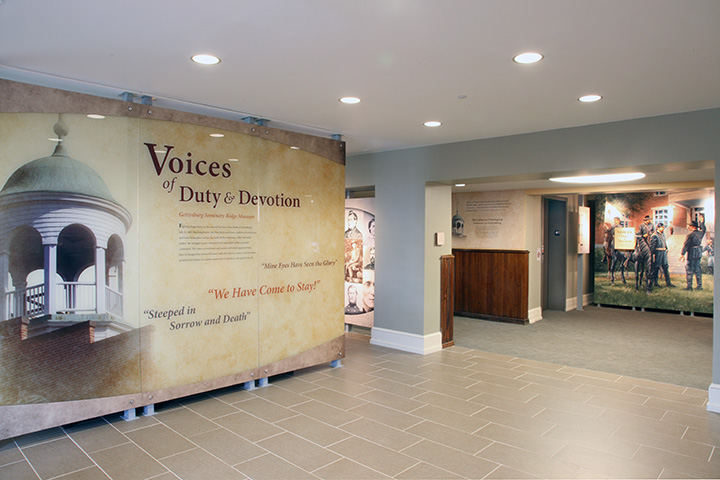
[[346, 108, 720, 389]]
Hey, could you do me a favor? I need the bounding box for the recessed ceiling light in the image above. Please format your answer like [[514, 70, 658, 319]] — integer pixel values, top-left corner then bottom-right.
[[424, 121, 442, 127], [455, 183, 466, 187], [339, 97, 361, 104], [209, 133, 224, 138], [228, 158, 239, 162], [578, 94, 602, 103], [191, 54, 221, 65], [549, 172, 645, 184], [513, 52, 543, 64], [87, 114, 105, 120], [290, 146, 300, 150]]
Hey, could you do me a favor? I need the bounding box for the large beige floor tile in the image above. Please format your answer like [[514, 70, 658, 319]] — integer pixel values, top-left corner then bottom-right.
[[64, 418, 129, 454], [154, 407, 218, 437], [0, 438, 24, 466], [236, 452, 319, 479], [401, 439, 499, 479], [274, 414, 352, 447], [22, 437, 94, 479], [291, 399, 361, 426], [91, 442, 167, 480], [161, 447, 246, 480], [213, 411, 283, 442], [406, 420, 491, 455], [0, 460, 40, 480], [328, 436, 418, 477], [313, 458, 390, 479], [189, 427, 265, 465], [125, 424, 195, 460], [258, 432, 341, 471], [340, 418, 422, 451]]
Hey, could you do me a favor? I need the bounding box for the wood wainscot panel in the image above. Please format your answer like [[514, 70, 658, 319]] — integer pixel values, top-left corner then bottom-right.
[[452, 249, 529, 324]]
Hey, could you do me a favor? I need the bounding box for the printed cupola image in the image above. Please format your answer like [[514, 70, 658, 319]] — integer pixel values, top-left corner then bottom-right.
[[0, 115, 133, 337]]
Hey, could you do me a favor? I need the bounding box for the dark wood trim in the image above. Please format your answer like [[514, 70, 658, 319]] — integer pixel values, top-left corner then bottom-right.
[[440, 255, 455, 348]]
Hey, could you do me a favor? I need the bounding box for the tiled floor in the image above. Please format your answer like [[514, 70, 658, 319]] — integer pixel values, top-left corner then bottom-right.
[[2, 332, 719, 479]]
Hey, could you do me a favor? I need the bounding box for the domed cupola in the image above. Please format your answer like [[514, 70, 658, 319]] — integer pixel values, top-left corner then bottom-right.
[[0, 117, 117, 204], [0, 115, 132, 332]]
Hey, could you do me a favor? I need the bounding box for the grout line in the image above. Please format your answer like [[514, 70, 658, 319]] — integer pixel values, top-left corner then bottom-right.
[[11, 439, 41, 480]]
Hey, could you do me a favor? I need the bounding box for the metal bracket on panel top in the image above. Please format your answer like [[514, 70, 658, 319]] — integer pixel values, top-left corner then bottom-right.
[[140, 95, 153, 106], [242, 116, 270, 126], [331, 134, 343, 141], [119, 91, 135, 103]]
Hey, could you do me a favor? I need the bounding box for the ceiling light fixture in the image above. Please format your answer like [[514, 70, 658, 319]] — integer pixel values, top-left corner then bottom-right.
[[86, 114, 105, 119], [424, 121, 442, 127], [578, 94, 602, 103], [455, 183, 466, 187], [549, 172, 645, 184], [209, 133, 224, 138], [513, 52, 543, 64], [290, 146, 300, 150], [339, 97, 361, 104], [191, 54, 221, 65]]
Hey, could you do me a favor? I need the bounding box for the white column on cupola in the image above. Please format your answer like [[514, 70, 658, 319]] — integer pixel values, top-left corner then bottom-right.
[[0, 251, 8, 320], [95, 245, 106, 314], [43, 242, 58, 315]]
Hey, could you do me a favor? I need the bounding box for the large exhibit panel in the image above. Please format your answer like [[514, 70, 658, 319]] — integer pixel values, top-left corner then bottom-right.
[[0, 112, 142, 405], [257, 141, 345, 367], [136, 119, 263, 393], [594, 190, 715, 314], [0, 80, 345, 439]]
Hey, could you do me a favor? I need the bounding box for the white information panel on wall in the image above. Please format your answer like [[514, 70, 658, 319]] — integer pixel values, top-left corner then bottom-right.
[[451, 190, 525, 249]]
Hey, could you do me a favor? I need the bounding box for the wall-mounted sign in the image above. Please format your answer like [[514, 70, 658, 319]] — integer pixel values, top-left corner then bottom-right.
[[578, 206, 590, 254]]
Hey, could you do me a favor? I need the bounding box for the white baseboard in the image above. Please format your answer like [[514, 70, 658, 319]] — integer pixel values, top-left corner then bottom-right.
[[566, 293, 595, 311], [528, 307, 543, 323], [566, 297, 577, 311], [370, 327, 442, 355], [708, 384, 720, 414]]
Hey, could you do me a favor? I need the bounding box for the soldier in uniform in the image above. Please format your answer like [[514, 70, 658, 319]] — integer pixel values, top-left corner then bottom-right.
[[650, 222, 675, 287], [638, 215, 654, 241], [634, 219, 654, 294], [680, 214, 706, 290]]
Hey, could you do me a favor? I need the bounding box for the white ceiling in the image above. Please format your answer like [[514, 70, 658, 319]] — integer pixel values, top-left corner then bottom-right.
[[1, 0, 719, 164]]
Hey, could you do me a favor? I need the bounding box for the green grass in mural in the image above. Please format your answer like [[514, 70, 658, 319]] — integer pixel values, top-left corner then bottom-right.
[[594, 273, 714, 314]]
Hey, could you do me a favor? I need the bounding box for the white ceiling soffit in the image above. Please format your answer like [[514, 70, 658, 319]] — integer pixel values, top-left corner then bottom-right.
[[0, 0, 719, 158]]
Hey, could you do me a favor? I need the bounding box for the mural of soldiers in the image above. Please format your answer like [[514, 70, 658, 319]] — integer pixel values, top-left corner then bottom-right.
[[634, 215, 654, 294], [680, 214, 706, 290], [650, 223, 675, 287]]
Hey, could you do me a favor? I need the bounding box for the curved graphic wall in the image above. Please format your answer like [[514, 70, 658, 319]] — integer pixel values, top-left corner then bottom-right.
[[0, 80, 345, 438]]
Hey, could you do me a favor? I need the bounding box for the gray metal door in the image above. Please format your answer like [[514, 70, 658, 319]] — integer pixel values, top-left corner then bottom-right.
[[545, 198, 567, 311]]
